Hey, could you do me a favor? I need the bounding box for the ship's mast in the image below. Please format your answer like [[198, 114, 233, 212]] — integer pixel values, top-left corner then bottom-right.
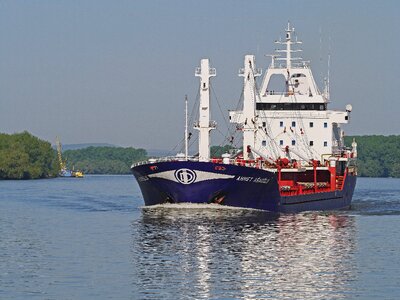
[[239, 55, 261, 160], [184, 95, 189, 160], [326, 54, 331, 101], [194, 59, 216, 162], [275, 22, 302, 93], [285, 22, 292, 69]]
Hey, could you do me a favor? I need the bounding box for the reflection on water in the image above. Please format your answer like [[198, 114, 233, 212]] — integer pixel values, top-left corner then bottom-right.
[[2, 177, 399, 299], [131, 205, 357, 299]]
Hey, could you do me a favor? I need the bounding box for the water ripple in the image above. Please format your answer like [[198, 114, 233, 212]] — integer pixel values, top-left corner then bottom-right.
[[2, 176, 400, 299], [131, 206, 358, 299]]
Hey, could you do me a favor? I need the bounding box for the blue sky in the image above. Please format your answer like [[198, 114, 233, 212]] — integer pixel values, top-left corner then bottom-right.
[[0, 0, 399, 149]]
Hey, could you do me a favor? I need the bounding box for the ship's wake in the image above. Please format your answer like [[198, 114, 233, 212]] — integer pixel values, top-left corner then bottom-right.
[[141, 202, 263, 211]]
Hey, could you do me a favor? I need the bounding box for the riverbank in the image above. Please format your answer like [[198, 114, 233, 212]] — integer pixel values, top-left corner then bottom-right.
[[2, 132, 399, 179]]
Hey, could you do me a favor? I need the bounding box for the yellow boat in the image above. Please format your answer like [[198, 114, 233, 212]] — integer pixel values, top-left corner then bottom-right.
[[56, 137, 85, 178], [72, 171, 84, 178]]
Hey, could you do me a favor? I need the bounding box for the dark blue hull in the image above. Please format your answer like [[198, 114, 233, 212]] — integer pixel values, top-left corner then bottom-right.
[[131, 161, 356, 213]]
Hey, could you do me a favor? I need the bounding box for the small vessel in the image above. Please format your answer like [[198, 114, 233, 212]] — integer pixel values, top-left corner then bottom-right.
[[56, 137, 84, 178], [131, 24, 357, 213], [71, 168, 84, 178]]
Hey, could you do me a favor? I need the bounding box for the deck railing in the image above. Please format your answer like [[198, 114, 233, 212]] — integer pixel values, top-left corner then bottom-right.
[[131, 156, 323, 171]]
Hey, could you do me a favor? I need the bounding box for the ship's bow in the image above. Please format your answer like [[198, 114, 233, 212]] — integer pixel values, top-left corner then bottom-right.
[[131, 160, 280, 211]]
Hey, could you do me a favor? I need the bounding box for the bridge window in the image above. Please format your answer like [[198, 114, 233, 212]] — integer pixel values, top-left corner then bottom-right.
[[324, 122, 328, 128], [310, 141, 314, 146], [292, 140, 296, 146], [291, 73, 306, 78], [292, 121, 296, 127], [280, 140, 283, 146], [309, 122, 314, 128], [280, 121, 283, 127], [256, 103, 327, 111], [266, 74, 287, 94], [262, 140, 267, 146], [324, 141, 328, 147]]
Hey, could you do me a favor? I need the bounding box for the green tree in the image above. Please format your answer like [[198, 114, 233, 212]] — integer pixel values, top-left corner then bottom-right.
[[0, 131, 58, 179], [345, 135, 400, 178], [63, 146, 147, 174], [210, 145, 236, 158]]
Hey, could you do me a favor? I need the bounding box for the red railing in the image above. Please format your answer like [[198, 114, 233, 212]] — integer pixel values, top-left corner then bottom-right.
[[279, 168, 349, 196]]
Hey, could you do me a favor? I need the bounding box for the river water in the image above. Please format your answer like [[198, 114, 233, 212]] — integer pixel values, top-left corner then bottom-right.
[[1, 176, 399, 299]]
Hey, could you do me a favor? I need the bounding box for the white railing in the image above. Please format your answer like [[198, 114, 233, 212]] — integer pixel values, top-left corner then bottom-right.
[[131, 155, 350, 171], [131, 156, 276, 170], [195, 67, 216, 76], [270, 62, 310, 69], [238, 68, 262, 76], [131, 156, 200, 168], [193, 120, 217, 128]]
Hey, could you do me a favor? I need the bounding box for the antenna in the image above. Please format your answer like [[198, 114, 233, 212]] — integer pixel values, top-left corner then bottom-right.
[[327, 53, 331, 101], [321, 29, 332, 102], [184, 95, 188, 160], [265, 54, 280, 68], [319, 26, 323, 82]]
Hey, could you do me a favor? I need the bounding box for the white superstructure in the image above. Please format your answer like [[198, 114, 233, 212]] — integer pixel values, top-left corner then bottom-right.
[[229, 23, 352, 164]]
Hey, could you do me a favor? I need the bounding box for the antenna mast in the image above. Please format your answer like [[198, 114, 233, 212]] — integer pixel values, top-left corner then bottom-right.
[[323, 34, 332, 102], [327, 53, 331, 101], [184, 95, 188, 160]]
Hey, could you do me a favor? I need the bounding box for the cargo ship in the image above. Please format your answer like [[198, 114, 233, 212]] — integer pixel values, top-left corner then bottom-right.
[[131, 24, 357, 213]]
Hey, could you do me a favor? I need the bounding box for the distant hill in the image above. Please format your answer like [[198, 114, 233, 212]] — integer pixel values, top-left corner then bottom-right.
[[54, 143, 117, 151], [49, 135, 400, 177], [146, 149, 175, 157], [59, 144, 171, 155], [63, 146, 147, 174], [58, 145, 173, 156]]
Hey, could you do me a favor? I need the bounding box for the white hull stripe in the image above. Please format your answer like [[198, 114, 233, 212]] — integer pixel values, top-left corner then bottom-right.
[[148, 169, 234, 185]]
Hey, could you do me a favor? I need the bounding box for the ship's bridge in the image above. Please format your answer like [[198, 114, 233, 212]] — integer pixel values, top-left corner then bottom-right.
[[261, 66, 323, 98], [229, 23, 352, 163], [257, 64, 327, 112], [258, 23, 327, 109]]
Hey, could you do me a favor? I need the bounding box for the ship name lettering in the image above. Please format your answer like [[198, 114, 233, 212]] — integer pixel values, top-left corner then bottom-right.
[[237, 176, 253, 182], [253, 177, 270, 184]]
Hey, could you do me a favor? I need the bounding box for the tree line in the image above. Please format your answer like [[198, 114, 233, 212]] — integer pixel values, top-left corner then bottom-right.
[[1, 132, 399, 178], [63, 135, 400, 177], [0, 132, 58, 179], [345, 135, 400, 177], [63, 146, 147, 174]]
